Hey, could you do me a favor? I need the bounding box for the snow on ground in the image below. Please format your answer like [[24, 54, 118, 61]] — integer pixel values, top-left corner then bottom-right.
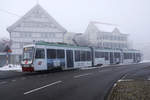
[[140, 60, 150, 63], [0, 60, 149, 72], [80, 67, 100, 70], [0, 64, 22, 72], [80, 65, 110, 70]]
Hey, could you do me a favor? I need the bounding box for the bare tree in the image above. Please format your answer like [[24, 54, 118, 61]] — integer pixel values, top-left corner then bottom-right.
[[0, 38, 11, 52]]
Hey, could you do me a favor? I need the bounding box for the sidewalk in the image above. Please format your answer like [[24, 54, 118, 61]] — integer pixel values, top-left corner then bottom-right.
[[107, 66, 150, 100], [0, 64, 22, 72]]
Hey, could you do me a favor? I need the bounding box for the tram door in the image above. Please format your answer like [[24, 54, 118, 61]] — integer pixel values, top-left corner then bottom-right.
[[66, 50, 74, 68], [110, 52, 114, 64]]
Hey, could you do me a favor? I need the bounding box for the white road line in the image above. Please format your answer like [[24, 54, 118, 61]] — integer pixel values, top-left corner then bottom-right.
[[12, 80, 16, 82], [0, 81, 7, 85], [74, 73, 92, 78], [43, 75, 47, 77], [118, 79, 134, 82], [148, 77, 150, 80], [80, 67, 99, 70], [21, 77, 26, 80], [24, 81, 62, 95]]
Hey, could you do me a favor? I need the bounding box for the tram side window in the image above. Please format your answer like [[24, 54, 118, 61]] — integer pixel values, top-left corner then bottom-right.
[[95, 52, 105, 58], [95, 52, 100, 58], [134, 53, 136, 58], [47, 49, 56, 59], [114, 53, 120, 58], [57, 49, 65, 58], [75, 50, 80, 61], [102, 52, 105, 58], [129, 53, 132, 59], [35, 49, 45, 59], [87, 51, 91, 61], [84, 51, 87, 61], [81, 51, 86, 61], [124, 53, 132, 59], [75, 50, 91, 61], [105, 52, 109, 60], [124, 53, 127, 59], [138, 53, 141, 57], [95, 52, 98, 58], [136, 53, 141, 58]]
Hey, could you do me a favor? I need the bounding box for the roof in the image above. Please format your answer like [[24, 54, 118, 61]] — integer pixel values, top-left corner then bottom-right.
[[7, 4, 67, 33], [88, 21, 129, 36], [94, 22, 118, 33]]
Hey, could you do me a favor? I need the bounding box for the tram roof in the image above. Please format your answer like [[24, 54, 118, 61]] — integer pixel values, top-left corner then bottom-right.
[[26, 41, 141, 53], [35, 42, 90, 49]]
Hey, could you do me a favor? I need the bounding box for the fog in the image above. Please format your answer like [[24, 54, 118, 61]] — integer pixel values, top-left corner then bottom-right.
[[0, 0, 150, 59]]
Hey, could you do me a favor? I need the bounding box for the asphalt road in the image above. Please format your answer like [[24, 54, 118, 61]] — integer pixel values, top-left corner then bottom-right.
[[0, 62, 150, 100]]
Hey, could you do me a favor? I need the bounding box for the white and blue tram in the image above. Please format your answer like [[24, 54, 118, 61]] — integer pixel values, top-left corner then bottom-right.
[[93, 48, 122, 66], [123, 49, 141, 64], [21, 42, 141, 72], [21, 42, 92, 72]]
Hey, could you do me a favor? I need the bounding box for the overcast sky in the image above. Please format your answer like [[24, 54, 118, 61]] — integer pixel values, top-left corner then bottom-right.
[[0, 0, 150, 45]]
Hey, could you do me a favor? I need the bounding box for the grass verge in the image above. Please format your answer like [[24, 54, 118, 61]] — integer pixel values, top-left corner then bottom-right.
[[107, 80, 150, 100]]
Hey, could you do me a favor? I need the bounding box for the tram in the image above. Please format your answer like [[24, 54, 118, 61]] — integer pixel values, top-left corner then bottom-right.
[[21, 42, 141, 72]]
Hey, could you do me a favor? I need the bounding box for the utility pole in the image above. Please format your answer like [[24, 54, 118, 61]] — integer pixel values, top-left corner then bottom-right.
[[4, 45, 12, 67]]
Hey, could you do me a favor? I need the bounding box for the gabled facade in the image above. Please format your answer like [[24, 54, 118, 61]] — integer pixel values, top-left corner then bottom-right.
[[7, 4, 67, 63], [84, 21, 129, 49]]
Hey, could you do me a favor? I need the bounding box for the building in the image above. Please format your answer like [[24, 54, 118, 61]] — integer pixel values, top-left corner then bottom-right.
[[7, 4, 67, 64], [64, 32, 77, 45], [64, 32, 85, 46], [84, 21, 129, 49], [6, 4, 135, 64]]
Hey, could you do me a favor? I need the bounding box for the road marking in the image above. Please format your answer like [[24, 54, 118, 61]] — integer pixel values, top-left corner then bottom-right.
[[99, 70, 108, 73], [0, 81, 7, 85], [148, 77, 150, 80], [80, 67, 99, 70], [113, 83, 117, 87], [21, 77, 26, 80], [37, 75, 41, 77], [12, 80, 16, 82], [24, 81, 62, 95], [118, 79, 134, 82], [74, 73, 92, 78], [43, 75, 48, 77]]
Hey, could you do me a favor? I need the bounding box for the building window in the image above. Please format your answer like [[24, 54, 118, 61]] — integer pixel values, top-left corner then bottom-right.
[[12, 43, 20, 48], [12, 32, 20, 38], [32, 33, 41, 38]]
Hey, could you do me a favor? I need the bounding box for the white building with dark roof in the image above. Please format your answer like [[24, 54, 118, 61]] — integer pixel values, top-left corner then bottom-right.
[[7, 4, 67, 63], [84, 21, 129, 49]]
